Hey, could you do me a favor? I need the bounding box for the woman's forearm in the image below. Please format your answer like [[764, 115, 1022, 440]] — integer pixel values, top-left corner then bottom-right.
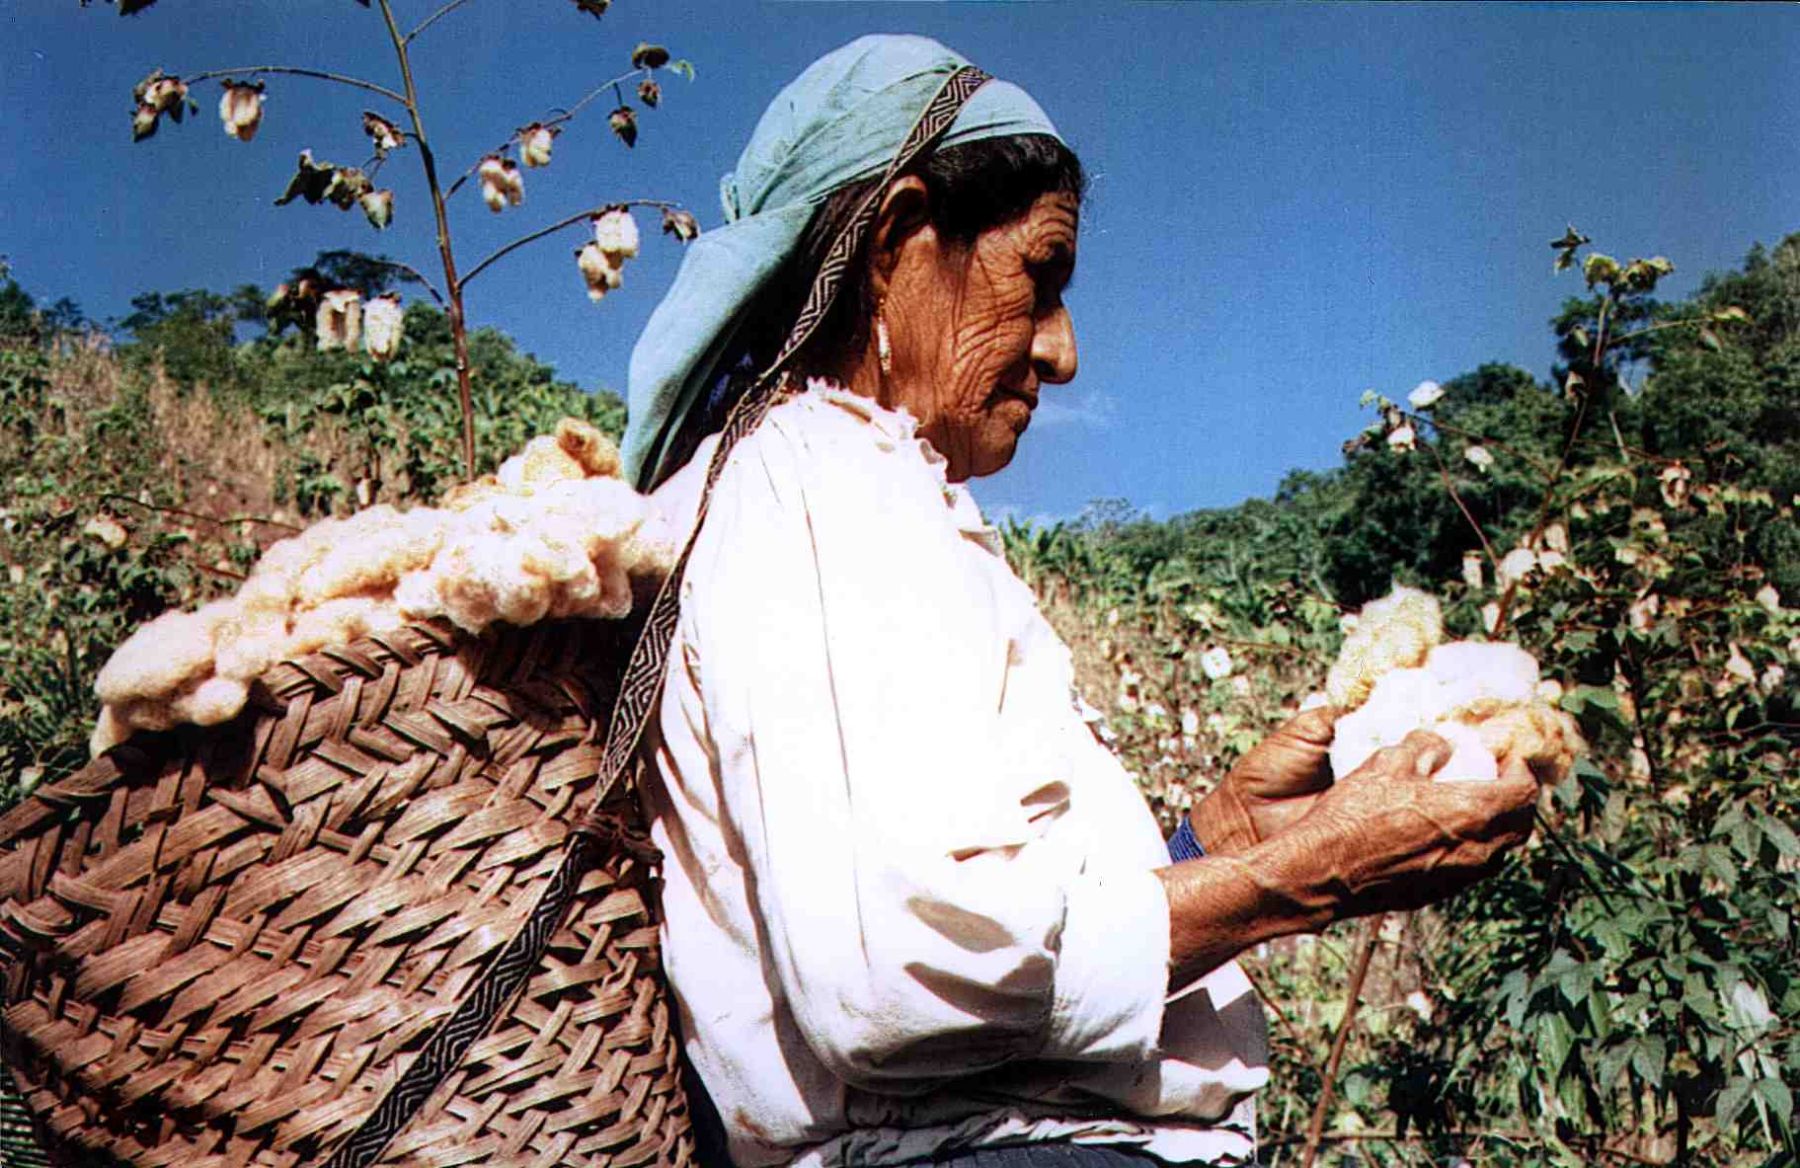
[[1157, 832, 1335, 988]]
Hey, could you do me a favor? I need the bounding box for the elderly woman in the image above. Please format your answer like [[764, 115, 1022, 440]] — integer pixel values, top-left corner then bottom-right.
[[620, 35, 1538, 1168]]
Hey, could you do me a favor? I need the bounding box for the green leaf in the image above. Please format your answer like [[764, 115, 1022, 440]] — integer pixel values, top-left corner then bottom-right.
[[1752, 1077, 1793, 1133], [1501, 969, 1532, 1029], [1700, 326, 1722, 352], [1561, 685, 1619, 713], [1557, 960, 1595, 1006], [1718, 1076, 1754, 1129], [1595, 1040, 1634, 1091], [669, 59, 697, 82], [1536, 1010, 1576, 1076], [1631, 1036, 1667, 1088], [1759, 814, 1800, 858]]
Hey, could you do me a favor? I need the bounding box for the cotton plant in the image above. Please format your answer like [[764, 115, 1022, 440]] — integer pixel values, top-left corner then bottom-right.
[[112, 0, 698, 476]]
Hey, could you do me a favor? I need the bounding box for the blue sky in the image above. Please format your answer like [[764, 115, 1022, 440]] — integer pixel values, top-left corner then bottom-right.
[[4, 2, 1796, 521]]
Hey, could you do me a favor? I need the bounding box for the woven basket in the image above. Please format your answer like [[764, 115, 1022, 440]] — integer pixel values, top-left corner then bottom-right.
[[0, 617, 694, 1168]]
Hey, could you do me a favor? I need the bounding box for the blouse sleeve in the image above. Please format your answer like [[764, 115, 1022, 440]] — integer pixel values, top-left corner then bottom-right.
[[679, 411, 1171, 1092]]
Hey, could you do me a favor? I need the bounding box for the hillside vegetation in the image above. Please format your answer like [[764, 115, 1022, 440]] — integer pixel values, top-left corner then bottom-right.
[[2, 233, 1797, 1166]]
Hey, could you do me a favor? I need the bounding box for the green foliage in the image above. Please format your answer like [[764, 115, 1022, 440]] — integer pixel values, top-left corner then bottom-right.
[[0, 277, 623, 812], [1006, 231, 1800, 1165], [117, 286, 261, 389], [0, 347, 242, 811], [241, 299, 624, 511]]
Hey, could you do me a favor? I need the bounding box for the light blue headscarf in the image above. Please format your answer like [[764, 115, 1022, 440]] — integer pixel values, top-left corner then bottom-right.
[[621, 34, 1062, 490]]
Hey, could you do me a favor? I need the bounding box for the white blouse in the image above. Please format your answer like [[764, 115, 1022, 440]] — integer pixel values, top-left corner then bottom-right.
[[640, 384, 1269, 1168]]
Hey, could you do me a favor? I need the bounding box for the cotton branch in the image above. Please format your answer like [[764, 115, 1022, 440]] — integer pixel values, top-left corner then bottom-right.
[[443, 66, 655, 199], [405, 0, 473, 43], [373, 0, 476, 476], [457, 199, 681, 290], [362, 257, 447, 307], [183, 65, 407, 106]]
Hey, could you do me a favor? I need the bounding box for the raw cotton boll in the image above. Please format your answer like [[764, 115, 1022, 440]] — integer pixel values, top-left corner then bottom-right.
[[519, 123, 558, 168], [90, 707, 131, 757], [479, 494, 540, 536], [392, 565, 446, 622], [1467, 702, 1585, 786], [1497, 547, 1539, 591], [520, 529, 610, 621], [1328, 642, 1547, 779], [294, 505, 442, 606], [248, 521, 334, 584], [576, 241, 624, 302], [440, 477, 505, 513], [529, 478, 644, 554], [617, 507, 679, 580], [213, 609, 291, 682], [360, 189, 394, 231], [95, 601, 233, 707], [592, 207, 640, 260], [495, 435, 588, 494], [597, 543, 634, 618], [433, 537, 541, 631], [478, 156, 522, 212], [1431, 721, 1499, 783], [1422, 642, 1540, 713], [217, 80, 265, 142], [316, 290, 362, 351], [96, 698, 181, 754], [289, 597, 383, 656], [170, 675, 250, 728], [363, 293, 404, 359], [545, 561, 603, 620], [1325, 586, 1443, 709], [1329, 666, 1437, 780], [234, 568, 297, 619], [555, 417, 622, 479], [1319, 587, 1584, 785], [90, 418, 660, 746]]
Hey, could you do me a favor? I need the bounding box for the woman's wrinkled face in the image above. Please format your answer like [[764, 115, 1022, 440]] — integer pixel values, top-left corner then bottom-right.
[[879, 190, 1079, 481]]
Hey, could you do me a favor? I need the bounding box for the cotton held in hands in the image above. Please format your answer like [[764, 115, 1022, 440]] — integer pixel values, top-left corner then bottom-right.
[[1320, 586, 1584, 784], [90, 419, 675, 755]]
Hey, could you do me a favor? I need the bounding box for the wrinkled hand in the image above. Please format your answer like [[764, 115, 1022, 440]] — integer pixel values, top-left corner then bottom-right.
[[1262, 730, 1540, 922], [1190, 706, 1338, 855]]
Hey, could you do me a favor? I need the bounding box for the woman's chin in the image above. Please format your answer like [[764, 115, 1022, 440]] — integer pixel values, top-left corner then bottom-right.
[[965, 427, 1024, 479]]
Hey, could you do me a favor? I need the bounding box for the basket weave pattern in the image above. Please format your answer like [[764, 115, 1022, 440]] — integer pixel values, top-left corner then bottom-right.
[[0, 619, 693, 1168]]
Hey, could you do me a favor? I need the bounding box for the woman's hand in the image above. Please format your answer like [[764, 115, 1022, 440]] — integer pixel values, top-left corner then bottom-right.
[[1189, 706, 1339, 855], [1161, 730, 1539, 985], [1254, 728, 1541, 919]]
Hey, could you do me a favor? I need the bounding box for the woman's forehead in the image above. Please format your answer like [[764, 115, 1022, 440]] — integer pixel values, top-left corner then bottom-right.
[[995, 192, 1080, 253]]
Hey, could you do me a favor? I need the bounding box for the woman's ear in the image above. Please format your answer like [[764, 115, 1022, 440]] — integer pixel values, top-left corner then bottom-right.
[[868, 174, 933, 298]]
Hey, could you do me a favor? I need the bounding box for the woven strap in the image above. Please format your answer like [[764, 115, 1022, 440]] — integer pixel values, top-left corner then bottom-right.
[[322, 64, 992, 1168]]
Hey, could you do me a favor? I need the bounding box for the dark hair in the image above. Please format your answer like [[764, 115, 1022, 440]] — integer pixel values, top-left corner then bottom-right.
[[655, 133, 1084, 482]]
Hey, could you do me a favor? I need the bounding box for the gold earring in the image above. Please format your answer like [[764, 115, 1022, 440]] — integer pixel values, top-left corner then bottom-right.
[[875, 303, 893, 376]]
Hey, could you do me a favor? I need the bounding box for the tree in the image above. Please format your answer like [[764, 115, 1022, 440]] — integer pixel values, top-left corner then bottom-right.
[[111, 1, 699, 475]]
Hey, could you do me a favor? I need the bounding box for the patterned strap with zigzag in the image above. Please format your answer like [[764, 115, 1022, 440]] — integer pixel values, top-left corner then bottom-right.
[[319, 64, 992, 1168]]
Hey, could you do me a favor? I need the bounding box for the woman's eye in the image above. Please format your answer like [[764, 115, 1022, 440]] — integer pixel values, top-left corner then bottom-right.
[[1026, 249, 1074, 311], [1032, 270, 1069, 312]]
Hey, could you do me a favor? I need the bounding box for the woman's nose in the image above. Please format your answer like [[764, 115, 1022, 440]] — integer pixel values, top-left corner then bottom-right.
[[1032, 305, 1077, 385]]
